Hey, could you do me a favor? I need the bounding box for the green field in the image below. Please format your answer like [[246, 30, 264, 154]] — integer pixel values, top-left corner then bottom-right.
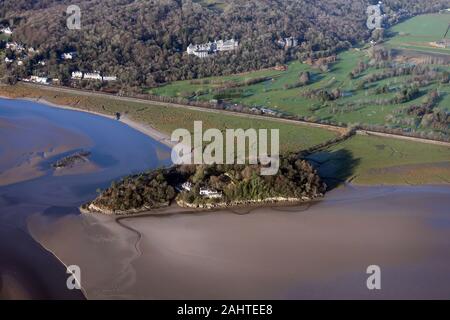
[[309, 135, 450, 185], [385, 13, 450, 55], [151, 14, 450, 138]]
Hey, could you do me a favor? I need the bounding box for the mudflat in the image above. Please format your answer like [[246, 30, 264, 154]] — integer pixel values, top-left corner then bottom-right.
[[29, 185, 450, 299]]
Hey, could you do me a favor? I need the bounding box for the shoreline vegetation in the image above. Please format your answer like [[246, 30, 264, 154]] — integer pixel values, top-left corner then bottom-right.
[[80, 158, 326, 215]]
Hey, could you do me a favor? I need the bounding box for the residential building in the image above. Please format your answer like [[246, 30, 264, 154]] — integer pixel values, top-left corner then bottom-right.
[[215, 39, 239, 51], [182, 182, 193, 192], [6, 42, 24, 52], [61, 52, 76, 60], [71, 71, 117, 81], [277, 37, 298, 49], [0, 27, 12, 35], [71, 71, 83, 79], [199, 188, 223, 199], [29, 76, 49, 84], [84, 72, 102, 80], [187, 39, 239, 58], [102, 76, 118, 81]]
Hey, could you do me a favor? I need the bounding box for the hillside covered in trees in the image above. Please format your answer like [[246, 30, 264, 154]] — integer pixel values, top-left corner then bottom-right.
[[1, 0, 449, 90]]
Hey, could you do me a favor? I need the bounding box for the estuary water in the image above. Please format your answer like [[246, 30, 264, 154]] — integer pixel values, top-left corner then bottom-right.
[[0, 98, 171, 299], [1, 98, 450, 299]]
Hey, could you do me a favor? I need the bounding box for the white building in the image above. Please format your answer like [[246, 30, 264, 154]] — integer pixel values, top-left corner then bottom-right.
[[277, 37, 298, 49], [199, 188, 223, 199], [102, 76, 117, 81], [61, 52, 76, 60], [84, 72, 102, 80], [71, 71, 117, 81], [0, 27, 12, 35], [29, 76, 49, 84], [181, 182, 193, 192], [187, 43, 212, 58], [187, 39, 239, 58], [4, 57, 13, 64], [215, 39, 239, 51], [6, 42, 24, 52], [71, 71, 83, 79]]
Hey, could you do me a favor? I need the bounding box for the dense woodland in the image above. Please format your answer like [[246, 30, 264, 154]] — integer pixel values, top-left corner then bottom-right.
[[1, 0, 449, 90]]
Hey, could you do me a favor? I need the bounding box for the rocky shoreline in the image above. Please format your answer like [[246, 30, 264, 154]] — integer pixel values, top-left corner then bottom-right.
[[176, 196, 315, 210], [80, 202, 171, 216], [80, 195, 321, 216]]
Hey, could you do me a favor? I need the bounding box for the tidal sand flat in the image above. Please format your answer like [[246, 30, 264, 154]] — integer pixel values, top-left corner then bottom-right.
[[30, 185, 450, 299], [0, 98, 171, 299]]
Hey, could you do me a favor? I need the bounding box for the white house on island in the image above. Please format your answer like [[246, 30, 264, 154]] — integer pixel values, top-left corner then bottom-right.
[[0, 27, 12, 35], [199, 188, 223, 199]]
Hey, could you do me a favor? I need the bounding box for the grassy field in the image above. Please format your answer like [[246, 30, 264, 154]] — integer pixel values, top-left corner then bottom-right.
[[309, 135, 450, 185], [151, 14, 450, 136], [1, 84, 449, 185], [385, 13, 450, 55]]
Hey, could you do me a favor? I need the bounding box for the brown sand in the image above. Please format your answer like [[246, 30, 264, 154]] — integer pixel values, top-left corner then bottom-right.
[[28, 185, 450, 299]]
